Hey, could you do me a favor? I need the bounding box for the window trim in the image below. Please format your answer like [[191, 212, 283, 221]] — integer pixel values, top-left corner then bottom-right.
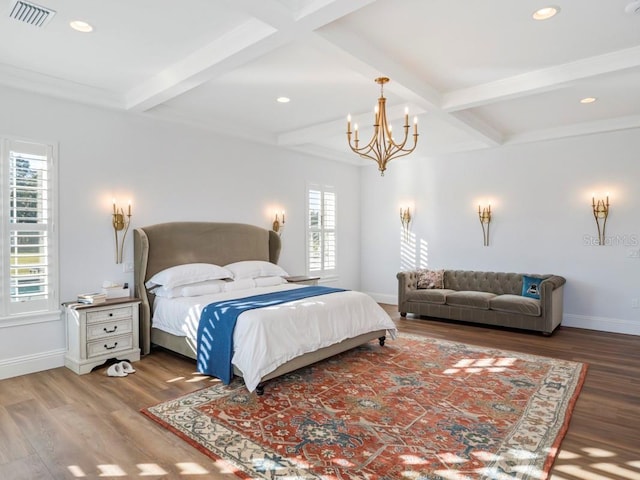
[[0, 136, 59, 322], [306, 182, 337, 279]]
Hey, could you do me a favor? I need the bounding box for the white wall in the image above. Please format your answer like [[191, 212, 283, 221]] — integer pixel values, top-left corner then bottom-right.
[[361, 129, 640, 335], [3, 83, 638, 380], [0, 86, 361, 379]]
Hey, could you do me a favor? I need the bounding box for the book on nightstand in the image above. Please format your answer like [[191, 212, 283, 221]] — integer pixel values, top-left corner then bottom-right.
[[77, 292, 107, 304]]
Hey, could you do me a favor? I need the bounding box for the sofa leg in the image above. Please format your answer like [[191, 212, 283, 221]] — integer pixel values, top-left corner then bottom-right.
[[400, 312, 407, 317]]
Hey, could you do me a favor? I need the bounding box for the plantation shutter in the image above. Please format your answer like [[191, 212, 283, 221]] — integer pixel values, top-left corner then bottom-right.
[[307, 185, 336, 277], [2, 139, 57, 317]]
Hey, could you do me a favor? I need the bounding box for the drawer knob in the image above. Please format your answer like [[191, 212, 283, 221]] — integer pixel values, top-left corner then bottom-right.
[[103, 326, 118, 333], [104, 342, 118, 350], [109, 313, 113, 317]]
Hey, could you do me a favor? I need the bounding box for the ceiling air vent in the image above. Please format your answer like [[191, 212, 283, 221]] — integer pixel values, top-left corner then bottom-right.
[[625, 0, 640, 15], [9, 0, 56, 28]]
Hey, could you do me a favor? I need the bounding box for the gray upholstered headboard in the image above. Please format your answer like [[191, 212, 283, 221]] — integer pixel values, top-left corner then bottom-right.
[[134, 222, 281, 354]]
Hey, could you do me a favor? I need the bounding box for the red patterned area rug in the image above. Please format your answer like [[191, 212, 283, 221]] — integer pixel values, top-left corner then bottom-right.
[[142, 334, 587, 479]]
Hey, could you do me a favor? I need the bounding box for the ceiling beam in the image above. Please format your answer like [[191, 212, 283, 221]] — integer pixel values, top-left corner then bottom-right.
[[442, 45, 640, 112], [125, 0, 376, 113], [312, 27, 503, 147], [278, 104, 425, 146], [505, 113, 640, 146]]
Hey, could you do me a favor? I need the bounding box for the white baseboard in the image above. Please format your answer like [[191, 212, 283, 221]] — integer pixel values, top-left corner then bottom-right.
[[562, 314, 639, 336], [0, 349, 66, 381], [366, 294, 640, 337]]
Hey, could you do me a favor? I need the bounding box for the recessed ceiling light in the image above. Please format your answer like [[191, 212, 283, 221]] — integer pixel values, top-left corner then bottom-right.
[[276, 97, 290, 103], [532, 6, 560, 20], [70, 20, 93, 33], [580, 97, 597, 104]]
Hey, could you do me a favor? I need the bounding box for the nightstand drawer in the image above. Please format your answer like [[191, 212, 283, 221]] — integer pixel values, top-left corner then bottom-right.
[[86, 319, 133, 341], [87, 334, 133, 358], [86, 306, 133, 324]]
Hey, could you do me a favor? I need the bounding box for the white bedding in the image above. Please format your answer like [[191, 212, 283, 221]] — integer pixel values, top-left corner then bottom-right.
[[152, 284, 397, 392]]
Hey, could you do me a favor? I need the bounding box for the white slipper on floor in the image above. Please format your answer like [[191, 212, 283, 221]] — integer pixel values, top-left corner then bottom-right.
[[119, 361, 136, 374], [107, 363, 128, 377]]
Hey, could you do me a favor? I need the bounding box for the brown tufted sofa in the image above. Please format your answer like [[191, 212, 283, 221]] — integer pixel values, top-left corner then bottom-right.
[[396, 270, 566, 335]]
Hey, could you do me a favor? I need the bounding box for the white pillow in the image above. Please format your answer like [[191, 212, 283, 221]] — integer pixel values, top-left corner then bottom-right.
[[224, 260, 288, 280], [151, 285, 184, 299], [255, 276, 287, 287], [180, 279, 227, 297], [145, 263, 232, 289], [224, 278, 257, 292]]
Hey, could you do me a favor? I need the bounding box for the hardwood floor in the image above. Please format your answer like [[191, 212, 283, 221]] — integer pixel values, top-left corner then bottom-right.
[[1, 307, 638, 479]]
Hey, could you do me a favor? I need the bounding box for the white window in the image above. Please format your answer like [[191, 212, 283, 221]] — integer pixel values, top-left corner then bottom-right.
[[0, 138, 58, 319], [307, 184, 336, 278]]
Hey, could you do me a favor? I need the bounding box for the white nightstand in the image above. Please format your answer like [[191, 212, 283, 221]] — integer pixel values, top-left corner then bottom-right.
[[63, 298, 141, 374], [284, 275, 321, 286]]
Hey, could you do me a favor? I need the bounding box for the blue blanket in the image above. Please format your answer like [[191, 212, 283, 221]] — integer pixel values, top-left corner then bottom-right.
[[196, 286, 346, 384]]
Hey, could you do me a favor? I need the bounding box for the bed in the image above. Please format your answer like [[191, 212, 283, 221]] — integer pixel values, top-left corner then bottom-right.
[[133, 222, 397, 394]]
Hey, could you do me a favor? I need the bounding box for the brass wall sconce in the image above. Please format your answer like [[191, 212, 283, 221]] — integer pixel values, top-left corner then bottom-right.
[[272, 210, 285, 235], [592, 194, 609, 246], [112, 199, 132, 263], [400, 207, 412, 242], [478, 203, 491, 246]]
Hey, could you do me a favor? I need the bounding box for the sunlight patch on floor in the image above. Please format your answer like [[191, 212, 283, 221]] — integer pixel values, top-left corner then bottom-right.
[[97, 464, 127, 476], [435, 469, 474, 480], [443, 357, 516, 374], [554, 465, 615, 479], [399, 454, 429, 465], [482, 469, 544, 480], [471, 450, 501, 462], [507, 448, 538, 460], [176, 462, 210, 474], [438, 452, 468, 464], [137, 463, 168, 475], [557, 450, 582, 460], [67, 465, 85, 477], [553, 448, 640, 480], [592, 463, 640, 479], [584, 448, 617, 458]]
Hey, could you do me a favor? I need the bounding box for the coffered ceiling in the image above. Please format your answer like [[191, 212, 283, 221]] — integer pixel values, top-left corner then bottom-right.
[[2, 0, 639, 164]]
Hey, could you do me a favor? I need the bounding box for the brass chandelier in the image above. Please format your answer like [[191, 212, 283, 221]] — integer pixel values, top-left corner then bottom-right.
[[346, 77, 418, 176]]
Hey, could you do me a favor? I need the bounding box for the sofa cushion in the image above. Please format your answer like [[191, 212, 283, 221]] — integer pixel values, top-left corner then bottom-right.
[[416, 269, 444, 289], [445, 291, 496, 309], [490, 294, 541, 316], [443, 270, 523, 295], [406, 289, 456, 304]]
